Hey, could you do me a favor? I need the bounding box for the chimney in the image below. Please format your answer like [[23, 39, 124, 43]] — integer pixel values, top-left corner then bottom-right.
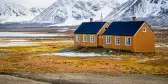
[[90, 18, 93, 22], [132, 16, 136, 21]]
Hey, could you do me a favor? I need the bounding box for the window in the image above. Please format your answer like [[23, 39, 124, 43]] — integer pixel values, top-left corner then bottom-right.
[[106, 36, 111, 44], [83, 35, 87, 42], [76, 35, 80, 42], [143, 28, 147, 32], [115, 36, 120, 45], [90, 35, 95, 43], [125, 37, 131, 46]]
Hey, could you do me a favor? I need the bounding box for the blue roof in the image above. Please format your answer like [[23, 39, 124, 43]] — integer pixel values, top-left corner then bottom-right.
[[103, 21, 145, 36], [74, 22, 106, 34]]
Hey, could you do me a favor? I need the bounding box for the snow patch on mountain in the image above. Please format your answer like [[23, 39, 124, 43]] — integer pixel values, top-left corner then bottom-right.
[[0, 1, 35, 23], [30, 7, 45, 16], [85, 0, 120, 19], [31, 0, 96, 24], [31, 0, 125, 25], [104, 0, 168, 26]]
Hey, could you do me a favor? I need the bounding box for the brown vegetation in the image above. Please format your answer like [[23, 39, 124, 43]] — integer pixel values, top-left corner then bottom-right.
[[0, 38, 168, 75]]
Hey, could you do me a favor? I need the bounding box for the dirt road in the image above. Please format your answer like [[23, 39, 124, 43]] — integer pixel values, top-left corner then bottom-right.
[[1, 73, 167, 84], [0, 75, 49, 84]]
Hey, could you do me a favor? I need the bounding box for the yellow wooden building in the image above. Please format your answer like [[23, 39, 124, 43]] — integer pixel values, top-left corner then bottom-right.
[[74, 21, 155, 52], [103, 21, 155, 52], [74, 22, 109, 47]]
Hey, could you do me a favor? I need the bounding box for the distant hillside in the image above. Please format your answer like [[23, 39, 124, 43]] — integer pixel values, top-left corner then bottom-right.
[[0, 1, 36, 23], [31, 0, 121, 26], [104, 0, 168, 26]]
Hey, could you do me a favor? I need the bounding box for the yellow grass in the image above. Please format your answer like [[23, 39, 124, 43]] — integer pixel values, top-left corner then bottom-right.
[[0, 39, 73, 56], [0, 38, 168, 75], [0, 55, 168, 74]]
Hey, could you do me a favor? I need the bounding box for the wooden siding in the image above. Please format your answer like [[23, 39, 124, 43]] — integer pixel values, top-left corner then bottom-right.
[[103, 35, 133, 51], [97, 23, 109, 46], [74, 22, 155, 52], [133, 23, 155, 52], [74, 23, 109, 47], [97, 23, 109, 35], [98, 36, 103, 47], [74, 34, 98, 47]]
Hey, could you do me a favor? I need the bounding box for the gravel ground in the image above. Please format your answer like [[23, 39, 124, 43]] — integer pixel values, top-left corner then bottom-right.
[[0, 75, 49, 84], [1, 72, 167, 84]]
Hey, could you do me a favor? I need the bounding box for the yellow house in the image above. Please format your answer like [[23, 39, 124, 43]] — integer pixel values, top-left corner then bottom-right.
[[74, 21, 155, 52], [103, 21, 155, 52], [74, 22, 109, 47]]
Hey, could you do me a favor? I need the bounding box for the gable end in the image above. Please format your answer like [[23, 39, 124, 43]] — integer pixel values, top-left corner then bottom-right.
[[134, 22, 155, 37]]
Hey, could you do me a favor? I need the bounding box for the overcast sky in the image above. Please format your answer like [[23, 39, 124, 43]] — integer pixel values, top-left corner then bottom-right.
[[5, 0, 56, 8]]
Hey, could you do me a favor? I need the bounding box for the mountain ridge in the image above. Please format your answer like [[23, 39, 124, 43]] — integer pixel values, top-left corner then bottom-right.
[[31, 0, 121, 25], [0, 1, 36, 23], [104, 0, 168, 26], [1, 0, 168, 27]]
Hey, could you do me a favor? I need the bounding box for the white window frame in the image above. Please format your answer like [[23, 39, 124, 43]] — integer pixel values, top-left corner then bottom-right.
[[76, 35, 80, 42], [143, 27, 147, 32], [83, 35, 87, 42], [90, 35, 95, 43], [115, 36, 120, 45], [125, 37, 131, 46], [106, 36, 111, 44]]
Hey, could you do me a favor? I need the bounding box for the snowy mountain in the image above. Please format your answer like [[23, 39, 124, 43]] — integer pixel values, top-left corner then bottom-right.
[[2, 0, 168, 26], [31, 0, 123, 25], [0, 1, 35, 23], [104, 0, 168, 26], [31, 0, 95, 24], [85, 0, 120, 19], [30, 7, 45, 16]]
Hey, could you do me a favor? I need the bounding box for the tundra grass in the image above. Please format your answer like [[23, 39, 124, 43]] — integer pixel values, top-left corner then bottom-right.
[[0, 39, 168, 75], [0, 40, 73, 56], [0, 55, 168, 74]]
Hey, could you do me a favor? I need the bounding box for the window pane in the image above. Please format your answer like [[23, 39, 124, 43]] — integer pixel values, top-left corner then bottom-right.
[[76, 35, 79, 42], [90, 36, 94, 43], [125, 37, 131, 46], [143, 28, 147, 32], [83, 35, 87, 42], [115, 37, 120, 45], [106, 36, 111, 44]]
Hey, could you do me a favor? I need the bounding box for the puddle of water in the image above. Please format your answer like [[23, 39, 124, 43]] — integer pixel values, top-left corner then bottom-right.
[[41, 52, 104, 57], [0, 32, 66, 37], [8, 40, 29, 42], [155, 44, 168, 47], [41, 40, 73, 43], [0, 42, 39, 47]]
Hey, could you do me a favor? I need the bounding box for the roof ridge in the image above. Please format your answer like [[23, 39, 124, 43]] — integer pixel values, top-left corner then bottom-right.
[[104, 21, 145, 36], [82, 22, 106, 23], [112, 21, 145, 22], [74, 22, 106, 34]]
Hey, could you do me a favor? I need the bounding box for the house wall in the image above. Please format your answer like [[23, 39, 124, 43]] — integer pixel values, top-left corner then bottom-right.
[[74, 23, 109, 47], [74, 22, 155, 52], [98, 23, 109, 35], [97, 23, 109, 46], [74, 34, 98, 47], [102, 35, 134, 51], [133, 23, 155, 52]]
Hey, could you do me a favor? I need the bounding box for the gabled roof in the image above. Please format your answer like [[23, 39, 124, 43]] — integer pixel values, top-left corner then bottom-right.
[[104, 21, 146, 36], [74, 22, 106, 34]]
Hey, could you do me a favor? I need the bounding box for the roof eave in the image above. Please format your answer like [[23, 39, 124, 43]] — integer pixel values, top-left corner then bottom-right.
[[103, 34, 134, 36], [74, 31, 101, 34]]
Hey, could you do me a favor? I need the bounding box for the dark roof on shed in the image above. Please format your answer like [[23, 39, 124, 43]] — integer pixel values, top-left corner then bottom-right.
[[103, 21, 146, 36], [74, 22, 106, 34]]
